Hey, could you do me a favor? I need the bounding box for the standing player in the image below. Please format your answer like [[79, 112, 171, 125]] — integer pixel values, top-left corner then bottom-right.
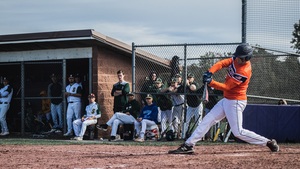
[[169, 43, 279, 154], [0, 77, 13, 136], [168, 78, 184, 138], [64, 74, 82, 136], [111, 70, 130, 113], [177, 73, 202, 138], [48, 73, 63, 133]]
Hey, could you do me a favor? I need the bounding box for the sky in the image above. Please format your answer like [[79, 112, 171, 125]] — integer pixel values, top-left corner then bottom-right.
[[0, 0, 242, 45]]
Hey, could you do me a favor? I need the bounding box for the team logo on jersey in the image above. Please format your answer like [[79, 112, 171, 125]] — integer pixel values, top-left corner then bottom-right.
[[91, 109, 95, 114], [227, 63, 247, 83], [72, 87, 76, 92]]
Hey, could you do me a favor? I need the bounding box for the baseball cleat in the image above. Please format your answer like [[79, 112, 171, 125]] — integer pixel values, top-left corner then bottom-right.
[[168, 143, 194, 154], [75, 137, 83, 141], [267, 139, 279, 152], [49, 128, 57, 133], [63, 132, 73, 137], [134, 137, 145, 142], [0, 132, 9, 136], [96, 124, 108, 131]]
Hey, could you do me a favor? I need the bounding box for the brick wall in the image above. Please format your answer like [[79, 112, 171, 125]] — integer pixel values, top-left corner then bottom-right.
[[93, 46, 132, 138]]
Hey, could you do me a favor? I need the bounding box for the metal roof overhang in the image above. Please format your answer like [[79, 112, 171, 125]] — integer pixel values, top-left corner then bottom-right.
[[0, 29, 170, 67]]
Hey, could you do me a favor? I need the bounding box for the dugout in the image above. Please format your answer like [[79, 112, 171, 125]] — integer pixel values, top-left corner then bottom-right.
[[0, 29, 171, 136]]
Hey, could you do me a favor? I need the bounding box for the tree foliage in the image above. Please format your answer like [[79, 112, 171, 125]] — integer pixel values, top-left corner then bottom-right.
[[291, 20, 300, 54]]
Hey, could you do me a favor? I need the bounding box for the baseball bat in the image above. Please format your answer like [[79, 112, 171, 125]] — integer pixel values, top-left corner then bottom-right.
[[213, 128, 220, 142], [202, 82, 209, 104]]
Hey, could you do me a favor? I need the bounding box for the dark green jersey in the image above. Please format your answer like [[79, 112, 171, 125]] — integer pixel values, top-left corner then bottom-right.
[[111, 81, 130, 112]]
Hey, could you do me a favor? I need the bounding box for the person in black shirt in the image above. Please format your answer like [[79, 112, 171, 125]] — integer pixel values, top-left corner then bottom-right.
[[47, 73, 63, 133]]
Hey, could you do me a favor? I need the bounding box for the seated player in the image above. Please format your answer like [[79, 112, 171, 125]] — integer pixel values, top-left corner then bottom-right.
[[97, 92, 141, 141], [134, 94, 159, 142], [72, 93, 101, 141]]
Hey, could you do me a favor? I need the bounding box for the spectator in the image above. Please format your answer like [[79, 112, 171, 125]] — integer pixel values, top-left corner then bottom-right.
[[168, 78, 184, 138], [175, 73, 183, 86], [64, 74, 82, 136], [111, 70, 130, 113], [0, 77, 13, 136], [47, 73, 63, 133], [134, 94, 159, 142], [278, 99, 287, 105], [154, 78, 173, 137], [177, 73, 202, 138], [72, 93, 101, 141], [140, 71, 158, 104], [97, 92, 141, 141]]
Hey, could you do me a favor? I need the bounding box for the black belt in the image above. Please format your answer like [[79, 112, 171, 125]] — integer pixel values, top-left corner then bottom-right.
[[0, 102, 8, 104], [68, 101, 80, 103], [174, 103, 184, 107]]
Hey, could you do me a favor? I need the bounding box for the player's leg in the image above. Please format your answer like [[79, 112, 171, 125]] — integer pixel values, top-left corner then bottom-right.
[[165, 109, 173, 131], [50, 103, 59, 128], [64, 105, 74, 136], [161, 110, 167, 134], [183, 106, 193, 136], [78, 119, 97, 138], [0, 104, 9, 135], [169, 99, 226, 154], [72, 119, 82, 137], [74, 102, 81, 120], [134, 120, 141, 138], [224, 99, 271, 145], [111, 119, 122, 138], [57, 103, 63, 130], [185, 100, 225, 146]]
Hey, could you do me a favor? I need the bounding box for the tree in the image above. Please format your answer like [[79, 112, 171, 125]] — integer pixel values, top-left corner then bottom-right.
[[291, 20, 300, 54]]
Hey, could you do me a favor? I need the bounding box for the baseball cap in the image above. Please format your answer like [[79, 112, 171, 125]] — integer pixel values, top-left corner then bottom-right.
[[175, 73, 182, 77], [145, 94, 153, 99], [187, 73, 194, 78], [171, 78, 177, 83], [88, 93, 95, 98], [127, 92, 134, 96], [155, 78, 162, 83], [69, 74, 74, 78]]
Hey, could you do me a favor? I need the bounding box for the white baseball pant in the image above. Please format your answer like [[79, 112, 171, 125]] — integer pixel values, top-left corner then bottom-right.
[[66, 102, 81, 133], [185, 98, 270, 146], [106, 112, 136, 136], [0, 103, 10, 133], [134, 119, 157, 139], [73, 119, 97, 137]]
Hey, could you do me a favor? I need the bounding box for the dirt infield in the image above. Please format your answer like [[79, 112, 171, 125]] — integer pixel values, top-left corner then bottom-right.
[[0, 141, 300, 169]]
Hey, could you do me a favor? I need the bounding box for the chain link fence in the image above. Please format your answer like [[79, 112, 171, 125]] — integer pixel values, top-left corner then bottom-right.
[[246, 0, 300, 53]]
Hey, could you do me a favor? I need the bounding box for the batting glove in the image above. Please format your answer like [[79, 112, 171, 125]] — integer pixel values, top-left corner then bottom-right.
[[202, 71, 213, 84]]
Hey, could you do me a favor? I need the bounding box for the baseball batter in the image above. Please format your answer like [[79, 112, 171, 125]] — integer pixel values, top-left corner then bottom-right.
[[169, 43, 279, 154], [64, 74, 82, 136], [0, 77, 13, 136]]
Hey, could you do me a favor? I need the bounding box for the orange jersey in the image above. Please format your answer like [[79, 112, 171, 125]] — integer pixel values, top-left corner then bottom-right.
[[208, 57, 252, 100]]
